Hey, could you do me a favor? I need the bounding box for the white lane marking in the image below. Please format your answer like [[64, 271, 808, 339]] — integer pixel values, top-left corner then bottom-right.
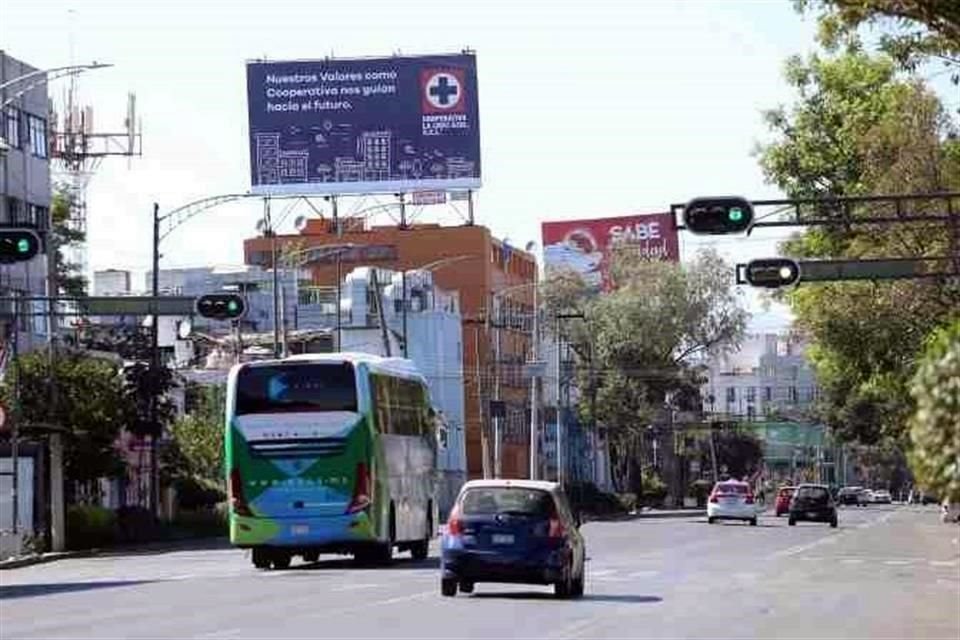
[[930, 560, 960, 568], [331, 583, 380, 592], [951, 538, 958, 546], [841, 558, 864, 564], [883, 560, 912, 566], [588, 569, 616, 577]]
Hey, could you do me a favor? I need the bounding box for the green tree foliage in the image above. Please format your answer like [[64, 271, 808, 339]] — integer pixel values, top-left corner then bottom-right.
[[50, 186, 88, 298], [758, 49, 960, 445], [714, 431, 765, 481], [1, 351, 126, 485], [543, 249, 748, 491], [796, 0, 960, 75], [169, 383, 226, 485], [908, 319, 960, 501]]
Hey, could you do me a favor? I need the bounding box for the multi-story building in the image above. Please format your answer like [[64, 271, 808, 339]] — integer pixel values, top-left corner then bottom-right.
[[701, 332, 820, 422], [93, 269, 132, 296], [0, 51, 52, 356], [243, 218, 537, 480]]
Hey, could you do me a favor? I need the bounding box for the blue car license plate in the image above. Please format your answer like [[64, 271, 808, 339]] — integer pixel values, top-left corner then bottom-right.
[[492, 534, 514, 545]]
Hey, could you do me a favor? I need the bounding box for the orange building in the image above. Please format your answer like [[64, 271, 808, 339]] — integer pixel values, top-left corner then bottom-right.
[[243, 218, 538, 480]]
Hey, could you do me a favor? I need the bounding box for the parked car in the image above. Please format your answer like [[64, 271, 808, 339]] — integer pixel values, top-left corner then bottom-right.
[[707, 480, 759, 526], [775, 486, 796, 517], [789, 484, 839, 528], [871, 490, 892, 504], [440, 479, 586, 598]]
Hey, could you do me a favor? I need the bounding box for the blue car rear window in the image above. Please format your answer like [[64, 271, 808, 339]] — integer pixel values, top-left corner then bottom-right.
[[460, 488, 554, 516]]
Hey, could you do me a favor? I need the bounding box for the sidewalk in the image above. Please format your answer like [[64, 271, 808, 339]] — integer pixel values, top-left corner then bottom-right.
[[588, 507, 707, 522], [0, 536, 229, 570]]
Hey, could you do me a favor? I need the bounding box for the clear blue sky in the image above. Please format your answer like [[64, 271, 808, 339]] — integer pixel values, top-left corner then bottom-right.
[[2, 0, 829, 330]]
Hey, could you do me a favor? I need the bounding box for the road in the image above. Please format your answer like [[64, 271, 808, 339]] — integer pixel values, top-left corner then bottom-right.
[[1, 505, 957, 639]]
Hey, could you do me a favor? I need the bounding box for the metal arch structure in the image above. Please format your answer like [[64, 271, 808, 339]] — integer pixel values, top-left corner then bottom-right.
[[1, 63, 113, 109]]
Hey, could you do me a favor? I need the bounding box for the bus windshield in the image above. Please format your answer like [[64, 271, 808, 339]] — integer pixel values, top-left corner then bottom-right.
[[235, 362, 358, 415]]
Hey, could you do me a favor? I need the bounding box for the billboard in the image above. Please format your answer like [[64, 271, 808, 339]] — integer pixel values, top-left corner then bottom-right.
[[541, 213, 679, 290], [246, 53, 481, 195]]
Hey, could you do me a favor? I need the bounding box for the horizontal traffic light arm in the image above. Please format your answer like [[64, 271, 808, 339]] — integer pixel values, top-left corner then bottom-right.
[[735, 257, 956, 286], [0, 296, 199, 316], [671, 191, 959, 232]]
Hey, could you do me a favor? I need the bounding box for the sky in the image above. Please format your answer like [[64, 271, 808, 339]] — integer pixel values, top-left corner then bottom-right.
[[0, 0, 832, 331]]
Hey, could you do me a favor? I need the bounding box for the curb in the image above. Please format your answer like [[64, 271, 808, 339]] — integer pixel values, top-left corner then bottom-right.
[[0, 549, 97, 570]]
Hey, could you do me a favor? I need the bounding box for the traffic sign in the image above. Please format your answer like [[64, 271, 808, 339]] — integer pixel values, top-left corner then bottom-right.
[[411, 191, 447, 206]]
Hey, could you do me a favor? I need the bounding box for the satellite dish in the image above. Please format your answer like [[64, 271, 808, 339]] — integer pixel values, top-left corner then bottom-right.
[[294, 215, 307, 230], [141, 316, 153, 328], [255, 219, 266, 233], [177, 318, 193, 339], [525, 241, 536, 252]]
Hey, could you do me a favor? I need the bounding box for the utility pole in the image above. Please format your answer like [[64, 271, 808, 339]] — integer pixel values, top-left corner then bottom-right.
[[555, 315, 564, 486], [149, 202, 161, 515], [332, 196, 342, 351], [494, 300, 502, 479], [529, 282, 539, 480], [399, 194, 408, 358], [45, 221, 64, 552]]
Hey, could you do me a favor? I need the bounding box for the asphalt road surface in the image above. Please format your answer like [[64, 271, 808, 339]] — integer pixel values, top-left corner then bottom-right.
[[1, 505, 957, 639]]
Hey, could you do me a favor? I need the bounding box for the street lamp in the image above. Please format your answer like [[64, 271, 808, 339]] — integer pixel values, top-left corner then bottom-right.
[[277, 242, 356, 357], [400, 255, 477, 358], [0, 62, 113, 109]]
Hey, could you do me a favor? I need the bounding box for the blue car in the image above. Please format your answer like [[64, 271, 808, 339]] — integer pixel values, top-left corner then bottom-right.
[[440, 479, 586, 598]]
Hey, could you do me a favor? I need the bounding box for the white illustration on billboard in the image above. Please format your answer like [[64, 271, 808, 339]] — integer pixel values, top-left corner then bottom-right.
[[543, 228, 604, 288]]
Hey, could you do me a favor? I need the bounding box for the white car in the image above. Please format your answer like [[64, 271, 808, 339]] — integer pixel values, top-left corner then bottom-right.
[[707, 480, 759, 526], [871, 490, 892, 504]]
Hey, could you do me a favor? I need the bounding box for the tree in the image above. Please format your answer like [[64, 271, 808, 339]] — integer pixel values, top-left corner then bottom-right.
[[757, 49, 960, 445], [796, 0, 960, 76], [170, 383, 226, 485], [714, 430, 765, 481], [50, 186, 88, 298], [1, 351, 126, 489], [544, 249, 748, 492], [907, 319, 960, 502]]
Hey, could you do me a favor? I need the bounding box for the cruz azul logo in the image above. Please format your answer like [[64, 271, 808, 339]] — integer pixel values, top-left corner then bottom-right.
[[420, 68, 466, 114]]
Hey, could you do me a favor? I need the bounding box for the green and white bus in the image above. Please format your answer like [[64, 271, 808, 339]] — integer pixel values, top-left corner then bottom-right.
[[225, 353, 439, 569]]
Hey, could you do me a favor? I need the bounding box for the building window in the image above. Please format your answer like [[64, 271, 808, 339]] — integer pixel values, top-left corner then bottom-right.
[[3, 107, 21, 148], [789, 386, 798, 404], [725, 387, 736, 403], [27, 114, 47, 158], [764, 386, 772, 402], [746, 386, 756, 403]]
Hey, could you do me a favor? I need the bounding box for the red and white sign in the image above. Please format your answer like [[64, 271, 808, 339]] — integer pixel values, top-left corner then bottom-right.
[[420, 68, 466, 114], [541, 213, 679, 291]]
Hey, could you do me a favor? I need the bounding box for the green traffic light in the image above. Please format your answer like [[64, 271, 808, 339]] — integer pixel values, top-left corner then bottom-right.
[[227, 300, 239, 313], [728, 207, 744, 222], [16, 238, 30, 253]]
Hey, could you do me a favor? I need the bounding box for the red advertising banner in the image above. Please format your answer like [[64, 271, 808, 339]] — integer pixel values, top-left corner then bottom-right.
[[541, 213, 679, 290]]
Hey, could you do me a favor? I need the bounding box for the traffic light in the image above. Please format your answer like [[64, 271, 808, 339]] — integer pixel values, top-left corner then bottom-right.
[[195, 293, 247, 321], [682, 197, 754, 235], [0, 229, 41, 264], [744, 258, 801, 289]]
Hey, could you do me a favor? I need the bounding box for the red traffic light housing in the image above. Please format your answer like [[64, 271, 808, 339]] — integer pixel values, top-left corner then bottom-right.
[[743, 258, 801, 289], [682, 197, 754, 235], [0, 228, 41, 264], [195, 293, 247, 321]]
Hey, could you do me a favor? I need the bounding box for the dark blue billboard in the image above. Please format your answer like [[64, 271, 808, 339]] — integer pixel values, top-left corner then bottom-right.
[[246, 53, 481, 195]]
